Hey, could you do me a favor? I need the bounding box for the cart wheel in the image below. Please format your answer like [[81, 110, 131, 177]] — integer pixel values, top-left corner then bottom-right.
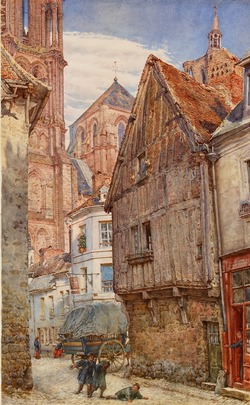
[[98, 340, 125, 372]]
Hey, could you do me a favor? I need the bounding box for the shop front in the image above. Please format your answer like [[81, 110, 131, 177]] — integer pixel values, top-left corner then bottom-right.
[[223, 250, 250, 390]]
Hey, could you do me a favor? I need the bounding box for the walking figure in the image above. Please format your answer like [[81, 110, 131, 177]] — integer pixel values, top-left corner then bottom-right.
[[34, 337, 41, 359], [73, 352, 96, 397], [92, 360, 110, 398]]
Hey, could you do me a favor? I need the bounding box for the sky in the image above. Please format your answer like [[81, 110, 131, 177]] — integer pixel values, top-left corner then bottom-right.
[[62, 0, 250, 137]]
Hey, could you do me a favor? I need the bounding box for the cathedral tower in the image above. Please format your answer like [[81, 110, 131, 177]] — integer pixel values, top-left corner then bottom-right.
[[1, 0, 72, 262], [183, 6, 243, 106], [208, 6, 222, 50]]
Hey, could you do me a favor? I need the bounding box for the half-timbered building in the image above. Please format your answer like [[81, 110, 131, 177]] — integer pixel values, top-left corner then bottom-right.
[[105, 54, 232, 385]]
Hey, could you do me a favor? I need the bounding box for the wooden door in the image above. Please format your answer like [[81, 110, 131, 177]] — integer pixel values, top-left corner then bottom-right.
[[207, 322, 222, 382], [243, 304, 250, 389]]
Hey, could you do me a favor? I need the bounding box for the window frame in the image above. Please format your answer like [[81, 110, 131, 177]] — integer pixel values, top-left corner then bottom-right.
[[99, 221, 112, 248]]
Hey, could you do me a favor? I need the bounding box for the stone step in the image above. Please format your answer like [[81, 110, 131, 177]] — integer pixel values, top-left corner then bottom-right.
[[221, 387, 250, 401], [201, 382, 216, 391]]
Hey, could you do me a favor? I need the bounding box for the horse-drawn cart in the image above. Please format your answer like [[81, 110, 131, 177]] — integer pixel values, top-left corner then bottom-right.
[[59, 301, 128, 372]]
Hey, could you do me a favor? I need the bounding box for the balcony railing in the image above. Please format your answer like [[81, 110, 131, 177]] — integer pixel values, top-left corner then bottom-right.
[[126, 250, 154, 264], [101, 280, 113, 292]]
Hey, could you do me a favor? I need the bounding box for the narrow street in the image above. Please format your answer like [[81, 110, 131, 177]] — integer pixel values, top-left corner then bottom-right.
[[2, 355, 249, 405]]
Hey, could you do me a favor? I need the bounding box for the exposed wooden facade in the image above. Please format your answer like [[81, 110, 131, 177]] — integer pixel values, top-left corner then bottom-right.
[[105, 54, 232, 385]]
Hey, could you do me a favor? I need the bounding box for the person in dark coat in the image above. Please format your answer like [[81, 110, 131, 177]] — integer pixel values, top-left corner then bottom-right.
[[73, 352, 96, 397], [225, 330, 243, 380], [92, 360, 110, 398], [107, 383, 149, 402], [34, 337, 41, 359]]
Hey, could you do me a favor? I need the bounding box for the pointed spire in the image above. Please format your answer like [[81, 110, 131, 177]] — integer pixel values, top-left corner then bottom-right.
[[113, 61, 118, 82], [208, 5, 222, 50], [212, 5, 219, 30]]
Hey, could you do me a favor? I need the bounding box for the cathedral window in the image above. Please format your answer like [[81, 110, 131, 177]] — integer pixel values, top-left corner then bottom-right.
[[22, 0, 29, 37], [93, 122, 97, 136], [81, 130, 85, 143], [118, 122, 125, 147], [29, 175, 42, 212]]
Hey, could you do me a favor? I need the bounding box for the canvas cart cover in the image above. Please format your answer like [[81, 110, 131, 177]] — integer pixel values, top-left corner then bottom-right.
[[60, 301, 128, 338]]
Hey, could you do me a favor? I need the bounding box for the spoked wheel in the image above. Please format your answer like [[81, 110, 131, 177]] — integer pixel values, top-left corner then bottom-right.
[[98, 340, 125, 372]]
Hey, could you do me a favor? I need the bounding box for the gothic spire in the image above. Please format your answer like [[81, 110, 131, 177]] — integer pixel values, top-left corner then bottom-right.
[[208, 6, 222, 50]]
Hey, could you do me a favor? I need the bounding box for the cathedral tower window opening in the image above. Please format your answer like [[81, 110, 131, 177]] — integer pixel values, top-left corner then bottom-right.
[[118, 122, 125, 147], [22, 0, 29, 37]]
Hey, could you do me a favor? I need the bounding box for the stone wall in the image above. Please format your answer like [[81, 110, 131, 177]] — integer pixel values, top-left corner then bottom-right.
[[127, 297, 223, 386], [1, 102, 33, 391]]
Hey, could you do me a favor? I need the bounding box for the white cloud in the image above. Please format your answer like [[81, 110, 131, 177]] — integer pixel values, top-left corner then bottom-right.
[[63, 32, 172, 134]]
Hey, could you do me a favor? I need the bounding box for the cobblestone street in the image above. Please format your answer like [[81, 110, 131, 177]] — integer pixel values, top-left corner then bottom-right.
[[2, 356, 250, 405]]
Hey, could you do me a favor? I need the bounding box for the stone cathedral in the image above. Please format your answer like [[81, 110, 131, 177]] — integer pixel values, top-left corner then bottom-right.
[[1, 0, 72, 265]]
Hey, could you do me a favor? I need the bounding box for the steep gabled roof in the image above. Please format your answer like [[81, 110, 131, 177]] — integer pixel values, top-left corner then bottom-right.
[[154, 56, 231, 141], [70, 79, 134, 126], [105, 54, 231, 211]]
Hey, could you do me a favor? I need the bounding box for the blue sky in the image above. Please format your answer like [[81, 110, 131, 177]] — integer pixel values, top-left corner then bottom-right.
[[62, 0, 250, 135]]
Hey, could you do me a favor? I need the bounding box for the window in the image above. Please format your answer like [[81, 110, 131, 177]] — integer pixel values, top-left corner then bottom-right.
[[142, 222, 152, 250], [49, 296, 54, 318], [81, 130, 85, 143], [81, 268, 87, 293], [248, 161, 250, 191], [40, 298, 45, 320], [101, 265, 113, 292], [131, 225, 139, 254], [93, 122, 97, 135], [232, 268, 250, 303], [22, 0, 29, 36], [100, 222, 112, 247], [118, 122, 125, 147]]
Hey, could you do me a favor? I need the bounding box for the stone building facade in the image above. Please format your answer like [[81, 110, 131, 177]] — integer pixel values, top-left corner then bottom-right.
[[1, 45, 50, 391], [66, 186, 115, 309], [183, 6, 243, 106], [209, 49, 250, 390], [105, 54, 233, 385], [28, 252, 71, 354], [67, 78, 134, 205], [1, 0, 72, 264]]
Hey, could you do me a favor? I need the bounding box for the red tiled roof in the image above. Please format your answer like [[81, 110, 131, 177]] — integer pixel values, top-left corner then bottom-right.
[[155, 56, 232, 142]]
